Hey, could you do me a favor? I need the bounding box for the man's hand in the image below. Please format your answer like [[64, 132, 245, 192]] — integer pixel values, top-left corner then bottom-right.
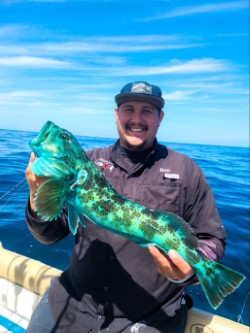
[[25, 153, 48, 212], [148, 246, 194, 281]]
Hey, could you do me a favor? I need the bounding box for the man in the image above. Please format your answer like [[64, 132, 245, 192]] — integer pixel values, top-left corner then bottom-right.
[[25, 81, 226, 333]]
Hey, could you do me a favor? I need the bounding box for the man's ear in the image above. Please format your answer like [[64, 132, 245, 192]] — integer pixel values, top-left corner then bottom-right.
[[159, 110, 164, 126], [114, 107, 119, 122]]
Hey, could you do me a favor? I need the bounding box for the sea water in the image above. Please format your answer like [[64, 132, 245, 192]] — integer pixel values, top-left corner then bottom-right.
[[0, 128, 249, 326]]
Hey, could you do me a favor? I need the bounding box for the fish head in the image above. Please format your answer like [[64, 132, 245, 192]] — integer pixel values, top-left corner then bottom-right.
[[29, 121, 83, 180]]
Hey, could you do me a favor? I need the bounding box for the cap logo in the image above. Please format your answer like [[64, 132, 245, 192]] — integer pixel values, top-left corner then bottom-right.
[[131, 82, 152, 95]]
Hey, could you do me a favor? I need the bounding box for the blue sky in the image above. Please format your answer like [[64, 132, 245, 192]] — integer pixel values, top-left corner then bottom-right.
[[0, 0, 249, 147]]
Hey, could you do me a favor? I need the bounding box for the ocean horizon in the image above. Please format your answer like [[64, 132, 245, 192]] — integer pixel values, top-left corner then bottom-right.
[[0, 128, 249, 327], [1, 127, 249, 149]]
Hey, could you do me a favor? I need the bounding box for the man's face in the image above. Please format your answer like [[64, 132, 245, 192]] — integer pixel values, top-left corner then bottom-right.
[[114, 101, 164, 151]]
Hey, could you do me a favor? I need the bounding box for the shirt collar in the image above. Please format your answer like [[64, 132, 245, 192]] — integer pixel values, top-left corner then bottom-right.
[[111, 139, 159, 175]]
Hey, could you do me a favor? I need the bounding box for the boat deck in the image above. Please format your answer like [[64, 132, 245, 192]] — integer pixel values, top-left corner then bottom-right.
[[0, 278, 41, 332], [0, 307, 25, 333]]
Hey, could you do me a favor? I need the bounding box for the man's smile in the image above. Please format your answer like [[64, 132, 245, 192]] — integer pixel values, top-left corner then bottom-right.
[[125, 123, 148, 134]]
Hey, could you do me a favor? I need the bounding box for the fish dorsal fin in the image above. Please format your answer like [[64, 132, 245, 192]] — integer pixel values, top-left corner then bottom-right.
[[155, 210, 198, 249], [34, 179, 70, 221]]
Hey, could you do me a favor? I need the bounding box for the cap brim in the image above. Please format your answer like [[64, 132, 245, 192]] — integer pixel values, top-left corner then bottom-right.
[[115, 93, 164, 109]]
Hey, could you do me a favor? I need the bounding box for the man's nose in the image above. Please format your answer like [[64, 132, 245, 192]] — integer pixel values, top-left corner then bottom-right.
[[131, 111, 142, 122]]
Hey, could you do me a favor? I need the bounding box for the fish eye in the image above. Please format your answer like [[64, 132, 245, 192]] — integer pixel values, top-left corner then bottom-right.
[[60, 133, 69, 140]]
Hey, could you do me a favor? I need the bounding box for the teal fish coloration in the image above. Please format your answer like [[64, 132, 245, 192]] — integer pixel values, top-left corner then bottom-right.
[[29, 121, 245, 310]]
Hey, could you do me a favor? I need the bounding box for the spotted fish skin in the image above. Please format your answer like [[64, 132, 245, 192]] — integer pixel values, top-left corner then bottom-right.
[[29, 121, 245, 310]]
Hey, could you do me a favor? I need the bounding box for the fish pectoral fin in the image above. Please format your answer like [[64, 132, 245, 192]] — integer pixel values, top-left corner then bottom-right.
[[67, 204, 83, 234], [34, 179, 69, 221]]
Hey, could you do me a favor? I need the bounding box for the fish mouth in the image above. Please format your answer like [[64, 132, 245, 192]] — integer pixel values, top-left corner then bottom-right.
[[29, 121, 68, 159], [29, 121, 54, 150]]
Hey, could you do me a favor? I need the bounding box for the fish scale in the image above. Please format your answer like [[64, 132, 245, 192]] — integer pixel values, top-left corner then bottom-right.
[[29, 120, 245, 310]]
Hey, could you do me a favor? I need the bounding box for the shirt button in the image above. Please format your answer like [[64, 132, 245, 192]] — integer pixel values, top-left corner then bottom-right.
[[104, 286, 109, 291]]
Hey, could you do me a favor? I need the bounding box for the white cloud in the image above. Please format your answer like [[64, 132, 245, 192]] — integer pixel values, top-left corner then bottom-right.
[[101, 58, 231, 76], [0, 24, 28, 38], [0, 34, 205, 57], [218, 33, 250, 37], [140, 1, 248, 21], [0, 90, 41, 98], [0, 56, 75, 68], [176, 82, 248, 95], [0, 0, 68, 3], [0, 55, 232, 76], [163, 89, 199, 101]]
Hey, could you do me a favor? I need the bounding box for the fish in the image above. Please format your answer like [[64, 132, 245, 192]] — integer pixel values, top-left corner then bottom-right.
[[29, 120, 245, 310]]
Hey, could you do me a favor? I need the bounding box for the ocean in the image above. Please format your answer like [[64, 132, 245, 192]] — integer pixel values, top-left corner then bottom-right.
[[0, 128, 249, 327]]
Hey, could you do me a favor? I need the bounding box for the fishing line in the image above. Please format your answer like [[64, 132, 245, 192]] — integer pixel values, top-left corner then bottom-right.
[[237, 291, 250, 324], [235, 234, 250, 325], [237, 234, 249, 271], [0, 178, 26, 201], [0, 178, 27, 211]]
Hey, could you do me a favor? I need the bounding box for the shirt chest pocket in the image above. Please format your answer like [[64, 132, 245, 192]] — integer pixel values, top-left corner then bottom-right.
[[141, 180, 182, 215]]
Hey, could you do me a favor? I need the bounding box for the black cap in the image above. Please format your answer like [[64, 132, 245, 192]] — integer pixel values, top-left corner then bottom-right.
[[115, 81, 165, 109]]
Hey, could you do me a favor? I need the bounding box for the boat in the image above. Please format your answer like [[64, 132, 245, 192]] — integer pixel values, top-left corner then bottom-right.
[[0, 242, 248, 333]]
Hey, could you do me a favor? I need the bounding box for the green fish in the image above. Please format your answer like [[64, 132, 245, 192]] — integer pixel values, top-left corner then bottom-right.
[[29, 120, 245, 310]]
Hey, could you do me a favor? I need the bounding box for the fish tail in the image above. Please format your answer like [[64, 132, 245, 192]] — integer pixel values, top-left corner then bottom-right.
[[194, 260, 245, 309]]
